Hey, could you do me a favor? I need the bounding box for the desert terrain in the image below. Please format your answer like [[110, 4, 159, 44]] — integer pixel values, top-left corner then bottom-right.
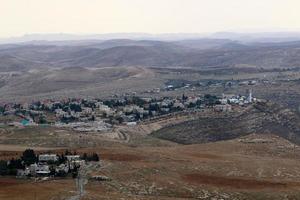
[[1, 133, 300, 200], [1, 37, 300, 199]]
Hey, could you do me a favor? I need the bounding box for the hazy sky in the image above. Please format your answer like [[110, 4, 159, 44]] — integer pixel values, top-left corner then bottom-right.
[[1, 0, 300, 37]]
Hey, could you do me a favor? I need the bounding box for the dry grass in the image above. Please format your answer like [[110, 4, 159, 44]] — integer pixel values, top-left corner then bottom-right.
[[0, 178, 76, 200], [2, 132, 300, 199]]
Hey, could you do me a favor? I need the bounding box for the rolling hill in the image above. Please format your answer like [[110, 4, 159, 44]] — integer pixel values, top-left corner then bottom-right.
[[151, 102, 300, 145], [1, 39, 300, 71]]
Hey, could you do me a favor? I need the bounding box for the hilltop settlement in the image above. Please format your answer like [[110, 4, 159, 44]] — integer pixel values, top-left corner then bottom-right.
[[0, 90, 256, 132]]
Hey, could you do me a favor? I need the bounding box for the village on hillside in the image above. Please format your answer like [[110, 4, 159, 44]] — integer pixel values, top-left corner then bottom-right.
[[0, 90, 257, 132]]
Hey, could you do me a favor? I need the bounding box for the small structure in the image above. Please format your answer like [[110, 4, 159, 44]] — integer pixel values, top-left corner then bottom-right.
[[66, 155, 83, 169], [29, 163, 51, 176], [21, 119, 30, 126], [126, 122, 137, 126], [39, 154, 58, 163], [55, 164, 69, 174], [17, 168, 30, 177], [91, 175, 111, 181], [166, 85, 174, 91], [66, 155, 81, 162], [247, 89, 253, 103], [36, 164, 51, 176], [29, 163, 38, 176]]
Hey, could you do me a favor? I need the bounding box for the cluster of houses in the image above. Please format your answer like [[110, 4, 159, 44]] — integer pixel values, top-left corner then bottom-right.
[[214, 90, 256, 112], [164, 79, 259, 92], [17, 153, 85, 178], [0, 90, 256, 132]]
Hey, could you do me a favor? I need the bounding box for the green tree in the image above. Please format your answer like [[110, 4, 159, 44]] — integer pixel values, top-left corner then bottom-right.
[[91, 153, 100, 161], [21, 149, 37, 165], [82, 153, 88, 161], [0, 160, 8, 175], [38, 115, 47, 124], [0, 106, 5, 114]]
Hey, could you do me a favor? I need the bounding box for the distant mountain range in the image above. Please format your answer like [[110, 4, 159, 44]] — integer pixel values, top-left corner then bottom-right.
[[2, 32, 300, 44], [0, 33, 208, 44], [1, 34, 300, 101], [1, 38, 300, 71]]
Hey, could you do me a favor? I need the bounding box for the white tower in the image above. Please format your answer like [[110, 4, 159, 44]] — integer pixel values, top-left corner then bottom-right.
[[248, 89, 253, 103]]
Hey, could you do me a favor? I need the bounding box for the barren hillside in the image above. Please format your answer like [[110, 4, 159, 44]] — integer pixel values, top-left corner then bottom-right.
[[152, 102, 300, 144]]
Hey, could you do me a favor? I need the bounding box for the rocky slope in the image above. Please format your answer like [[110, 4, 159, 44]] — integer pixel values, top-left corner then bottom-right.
[[151, 102, 300, 145]]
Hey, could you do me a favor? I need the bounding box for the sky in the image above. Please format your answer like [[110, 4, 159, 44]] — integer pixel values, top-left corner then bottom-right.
[[1, 0, 300, 38]]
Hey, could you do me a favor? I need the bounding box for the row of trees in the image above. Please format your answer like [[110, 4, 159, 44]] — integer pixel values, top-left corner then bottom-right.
[[0, 159, 23, 175]]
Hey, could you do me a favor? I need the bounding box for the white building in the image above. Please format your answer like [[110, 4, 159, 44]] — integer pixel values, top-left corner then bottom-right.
[[55, 164, 69, 174], [66, 155, 84, 169], [66, 155, 81, 162], [29, 163, 51, 176], [247, 89, 253, 103], [39, 154, 58, 162], [36, 164, 51, 176]]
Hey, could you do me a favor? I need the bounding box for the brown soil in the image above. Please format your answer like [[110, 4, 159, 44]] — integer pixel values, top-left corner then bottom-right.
[[100, 153, 144, 162], [0, 178, 75, 200], [182, 173, 300, 190], [2, 134, 300, 199], [188, 153, 222, 159], [0, 151, 20, 160], [0, 178, 25, 187]]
